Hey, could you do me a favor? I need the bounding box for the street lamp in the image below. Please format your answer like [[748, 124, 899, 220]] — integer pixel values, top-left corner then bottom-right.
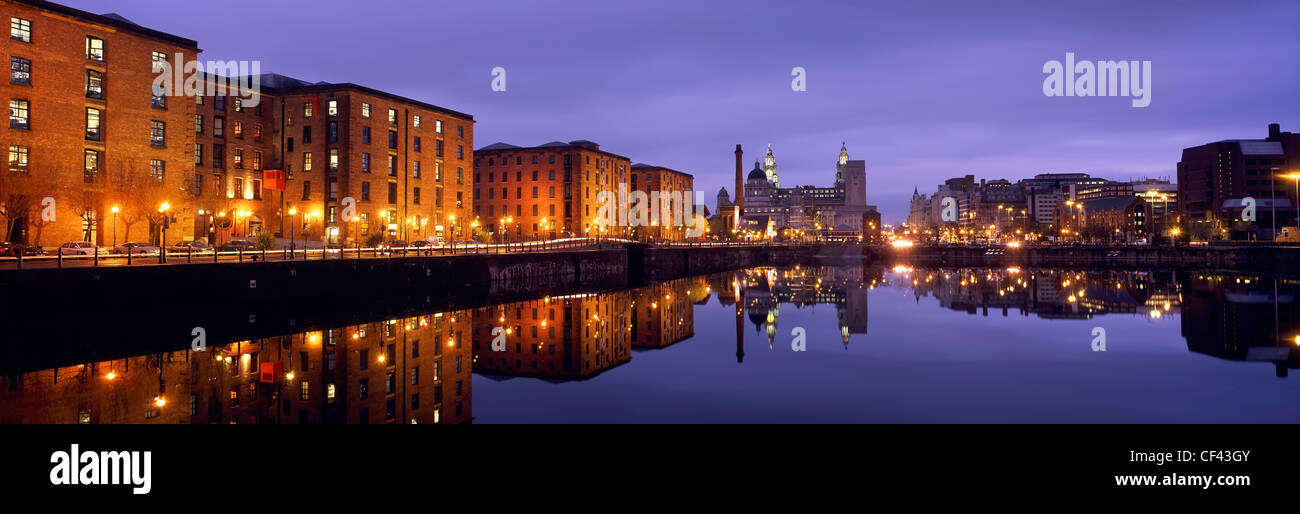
[[1284, 172, 1300, 236], [158, 202, 170, 261], [110, 204, 119, 247], [303, 211, 315, 253], [288, 207, 297, 258]]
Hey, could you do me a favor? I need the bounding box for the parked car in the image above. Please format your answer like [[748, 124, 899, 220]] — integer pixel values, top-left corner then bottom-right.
[[409, 240, 431, 249], [217, 239, 258, 252], [172, 240, 211, 253], [58, 241, 98, 256], [114, 242, 159, 255], [0, 242, 45, 256]]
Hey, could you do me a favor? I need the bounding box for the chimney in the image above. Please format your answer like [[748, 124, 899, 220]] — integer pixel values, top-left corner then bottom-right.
[[734, 144, 744, 211], [1268, 123, 1281, 141]]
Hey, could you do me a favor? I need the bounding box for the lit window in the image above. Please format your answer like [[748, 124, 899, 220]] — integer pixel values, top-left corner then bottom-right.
[[85, 36, 104, 61], [8, 145, 29, 174], [9, 99, 29, 129], [85, 108, 101, 141], [10, 17, 31, 43]]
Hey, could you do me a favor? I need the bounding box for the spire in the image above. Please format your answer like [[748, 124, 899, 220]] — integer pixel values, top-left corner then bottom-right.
[[835, 143, 848, 184], [763, 145, 779, 186]]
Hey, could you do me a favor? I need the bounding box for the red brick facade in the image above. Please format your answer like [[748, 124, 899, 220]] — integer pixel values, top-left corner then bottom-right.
[[2, 0, 198, 247], [473, 140, 633, 240], [2, 0, 474, 250]]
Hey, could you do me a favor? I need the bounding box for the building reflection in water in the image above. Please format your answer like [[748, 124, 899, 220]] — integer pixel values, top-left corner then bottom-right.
[[2, 265, 1296, 423], [709, 265, 875, 352], [0, 314, 475, 424], [892, 266, 1299, 376], [470, 276, 710, 380]]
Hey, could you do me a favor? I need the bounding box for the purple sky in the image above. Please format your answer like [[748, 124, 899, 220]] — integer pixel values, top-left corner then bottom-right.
[[77, 0, 1299, 223]]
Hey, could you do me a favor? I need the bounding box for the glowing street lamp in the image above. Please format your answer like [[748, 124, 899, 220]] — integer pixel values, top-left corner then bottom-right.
[[288, 207, 298, 257], [110, 204, 120, 246], [1283, 172, 1300, 233]]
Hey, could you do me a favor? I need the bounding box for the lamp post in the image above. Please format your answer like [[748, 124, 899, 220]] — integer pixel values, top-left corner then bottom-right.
[[110, 205, 119, 247], [1284, 172, 1300, 237], [288, 207, 297, 259], [448, 214, 456, 252], [158, 202, 170, 262], [303, 211, 314, 256], [1270, 167, 1279, 241], [216, 211, 226, 246]]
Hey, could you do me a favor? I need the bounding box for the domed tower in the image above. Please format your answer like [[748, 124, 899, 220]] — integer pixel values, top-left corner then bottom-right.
[[763, 144, 779, 187], [835, 142, 849, 185]]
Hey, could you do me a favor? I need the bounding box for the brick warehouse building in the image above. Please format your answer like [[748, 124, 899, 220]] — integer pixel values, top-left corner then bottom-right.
[[194, 74, 474, 247], [474, 140, 632, 240], [2, 0, 198, 247], [3, 0, 474, 250], [630, 163, 696, 242]]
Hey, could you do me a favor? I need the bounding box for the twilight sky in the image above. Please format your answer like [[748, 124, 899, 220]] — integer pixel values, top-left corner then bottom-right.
[[76, 0, 1299, 223]]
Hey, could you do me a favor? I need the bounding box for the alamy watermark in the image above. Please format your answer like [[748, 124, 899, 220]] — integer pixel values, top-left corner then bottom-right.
[[152, 53, 262, 107], [594, 184, 709, 237], [1043, 52, 1151, 108]]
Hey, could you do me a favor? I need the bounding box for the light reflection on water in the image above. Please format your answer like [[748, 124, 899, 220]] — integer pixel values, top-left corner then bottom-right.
[[2, 264, 1296, 423]]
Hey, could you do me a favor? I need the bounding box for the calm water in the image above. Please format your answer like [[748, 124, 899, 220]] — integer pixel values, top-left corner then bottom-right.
[[3, 264, 1297, 423]]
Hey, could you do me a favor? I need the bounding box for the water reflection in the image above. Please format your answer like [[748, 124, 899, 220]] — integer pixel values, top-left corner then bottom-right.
[[2, 264, 1297, 423], [0, 315, 475, 424]]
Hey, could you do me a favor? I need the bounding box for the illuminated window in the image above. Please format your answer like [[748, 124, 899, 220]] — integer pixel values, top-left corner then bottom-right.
[[85, 108, 101, 141], [10, 17, 31, 43], [85, 36, 104, 61], [8, 145, 29, 174], [9, 99, 29, 129]]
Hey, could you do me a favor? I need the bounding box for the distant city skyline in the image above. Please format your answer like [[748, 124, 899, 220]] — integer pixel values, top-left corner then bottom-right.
[[66, 0, 1300, 223]]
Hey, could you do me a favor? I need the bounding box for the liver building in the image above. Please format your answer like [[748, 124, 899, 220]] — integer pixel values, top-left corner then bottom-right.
[[738, 143, 875, 236]]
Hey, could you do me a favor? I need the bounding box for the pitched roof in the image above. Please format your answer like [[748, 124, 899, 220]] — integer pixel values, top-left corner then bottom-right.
[[14, 0, 199, 48], [477, 142, 521, 151]]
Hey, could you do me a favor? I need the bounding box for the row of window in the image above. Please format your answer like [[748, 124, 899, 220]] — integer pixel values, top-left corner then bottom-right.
[[476, 203, 558, 220], [197, 94, 259, 114], [9, 46, 170, 108], [479, 154, 560, 167], [10, 99, 168, 146], [6, 145, 165, 185], [310, 99, 464, 139], [194, 143, 262, 171], [477, 169, 568, 183], [476, 153, 624, 172], [10, 17, 105, 61], [196, 115, 262, 141], [477, 186, 560, 200]]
